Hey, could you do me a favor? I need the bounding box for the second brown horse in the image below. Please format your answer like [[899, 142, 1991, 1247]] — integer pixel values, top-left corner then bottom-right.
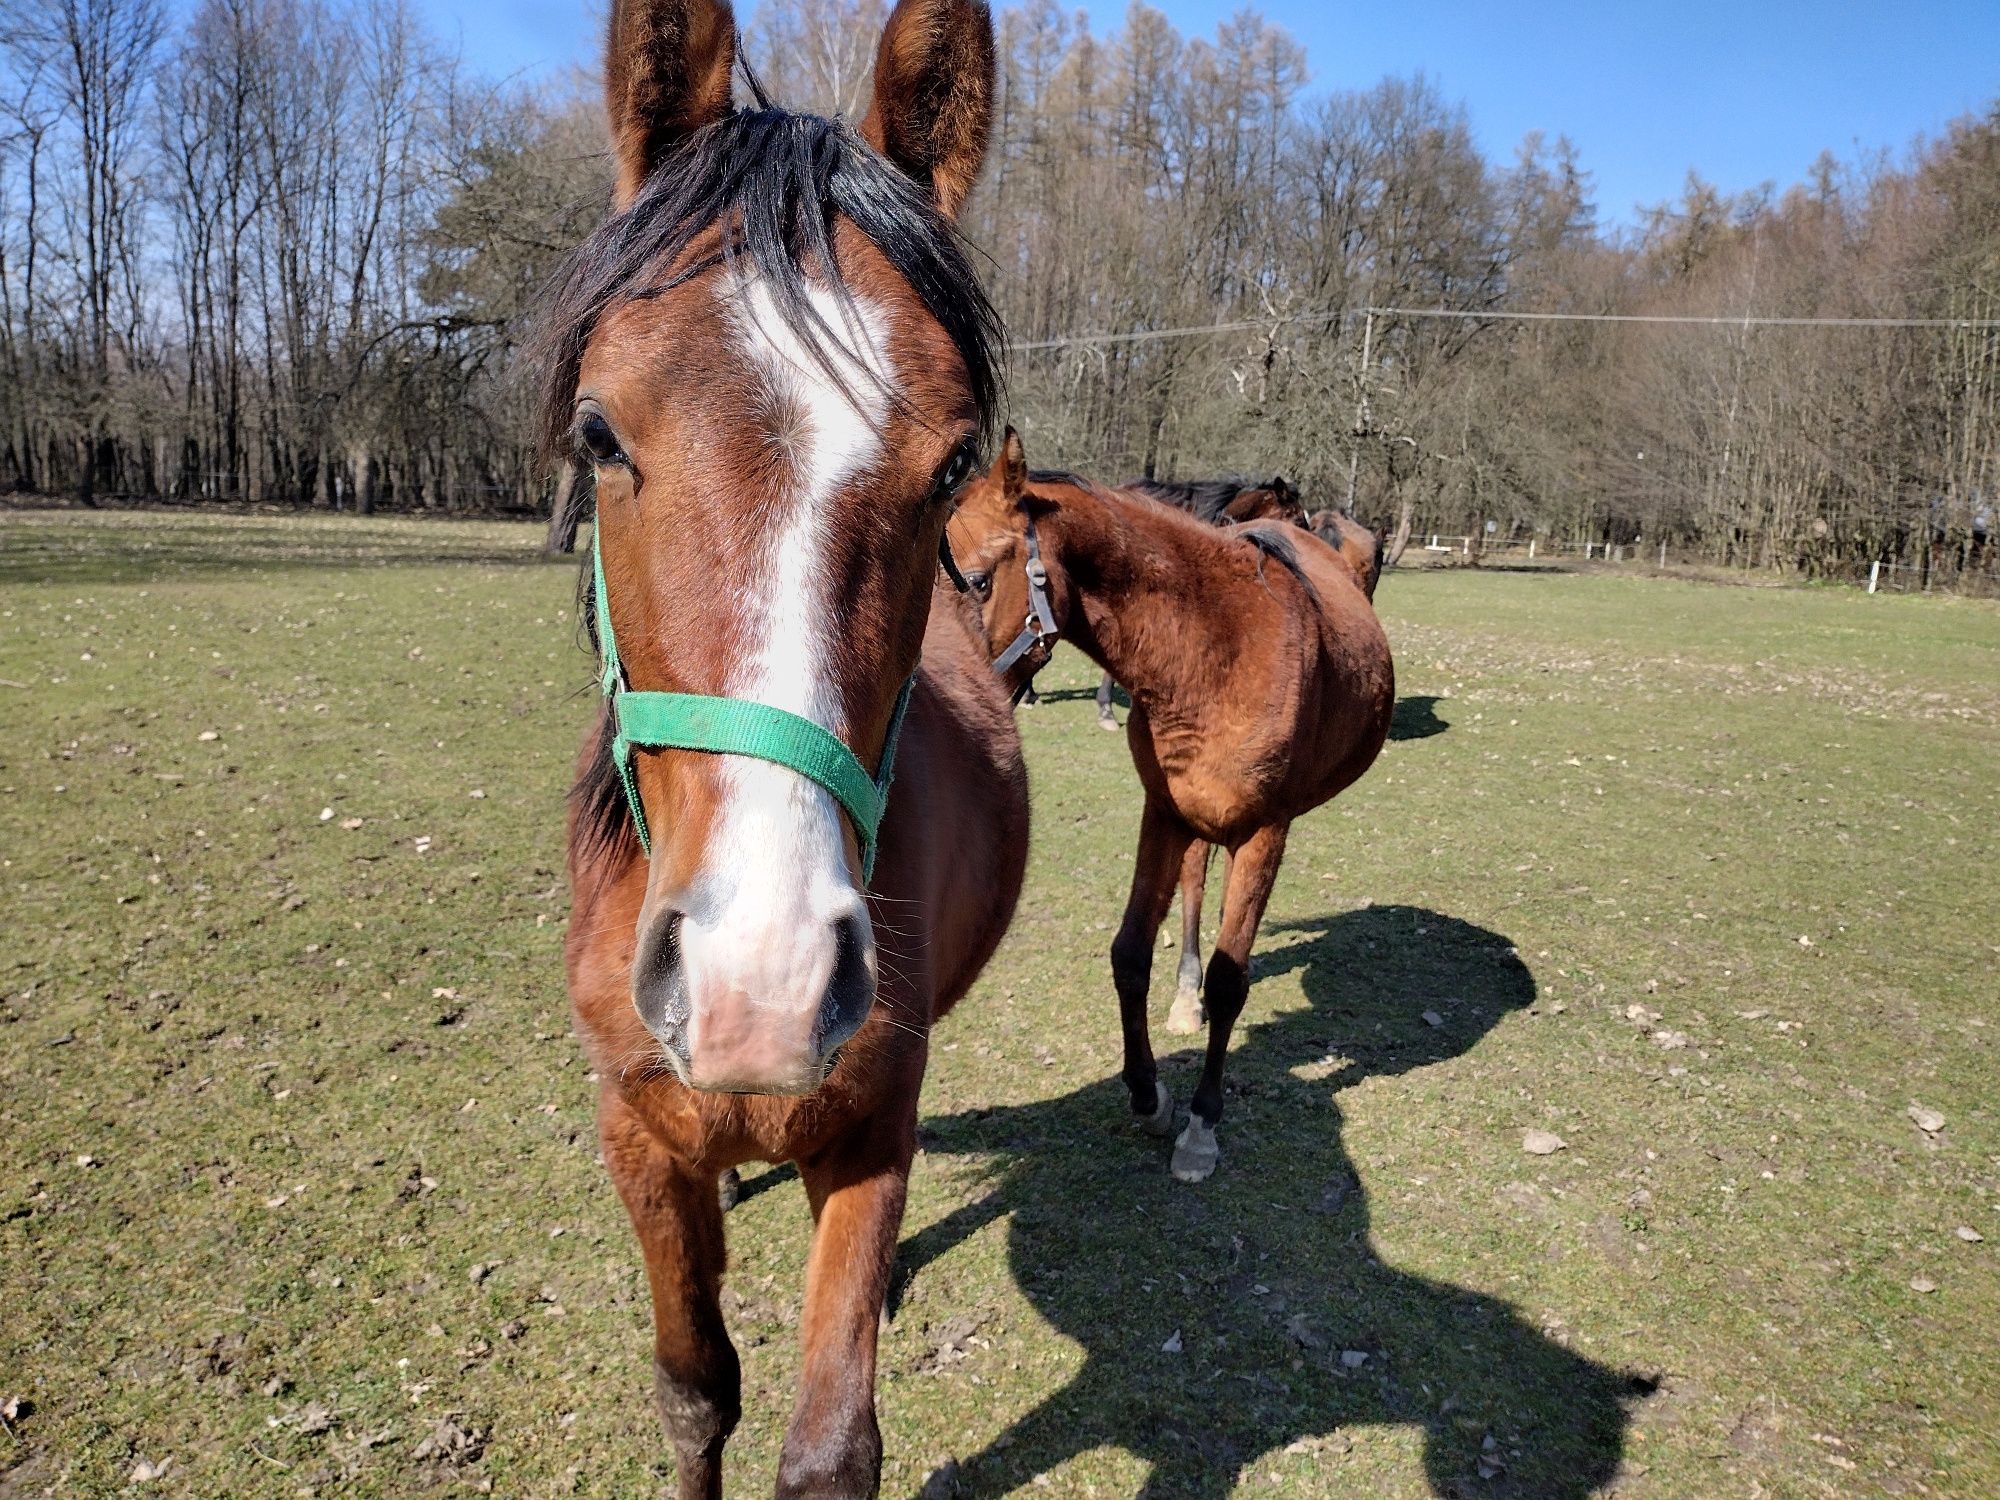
[[950, 430, 1394, 1180]]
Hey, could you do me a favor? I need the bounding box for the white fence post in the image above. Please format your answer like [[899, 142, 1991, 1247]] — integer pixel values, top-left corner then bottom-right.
[[1659, 540, 1667, 568], [1584, 541, 1593, 560], [1867, 560, 1881, 595], [1462, 535, 1470, 555], [1528, 538, 1537, 559]]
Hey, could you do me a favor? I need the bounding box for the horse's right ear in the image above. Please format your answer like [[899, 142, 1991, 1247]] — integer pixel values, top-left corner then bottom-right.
[[604, 0, 737, 208]]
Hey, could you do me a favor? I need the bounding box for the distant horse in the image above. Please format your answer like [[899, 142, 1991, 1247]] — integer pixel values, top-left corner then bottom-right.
[[1307, 507, 1386, 601], [1130, 474, 1309, 527], [541, 1, 1028, 1494], [949, 430, 1394, 1181]]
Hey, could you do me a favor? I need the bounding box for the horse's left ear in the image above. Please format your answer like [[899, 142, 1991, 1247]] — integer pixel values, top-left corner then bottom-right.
[[998, 425, 1027, 499], [859, 0, 995, 219], [605, 0, 738, 209]]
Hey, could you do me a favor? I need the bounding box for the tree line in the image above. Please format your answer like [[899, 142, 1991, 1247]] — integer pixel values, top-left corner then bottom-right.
[[3, 0, 1995, 579]]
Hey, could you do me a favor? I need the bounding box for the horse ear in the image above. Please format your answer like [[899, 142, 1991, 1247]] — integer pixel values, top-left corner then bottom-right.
[[859, 0, 995, 219], [604, 0, 737, 209], [999, 426, 1027, 499]]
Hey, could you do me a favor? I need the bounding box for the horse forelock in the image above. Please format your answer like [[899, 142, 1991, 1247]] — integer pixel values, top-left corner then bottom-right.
[[534, 107, 1000, 472]]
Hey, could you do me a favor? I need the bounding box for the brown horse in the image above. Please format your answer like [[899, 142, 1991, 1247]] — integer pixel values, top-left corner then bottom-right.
[[541, 1, 1026, 1494], [949, 430, 1393, 1181]]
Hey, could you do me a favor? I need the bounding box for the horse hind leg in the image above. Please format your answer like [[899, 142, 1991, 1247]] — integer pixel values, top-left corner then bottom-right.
[[1166, 841, 1213, 1034], [1174, 821, 1289, 1184], [1110, 794, 1196, 1135], [1096, 671, 1120, 729]]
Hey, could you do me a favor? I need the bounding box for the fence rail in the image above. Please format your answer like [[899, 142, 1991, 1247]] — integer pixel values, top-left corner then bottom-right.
[[1393, 534, 1999, 597]]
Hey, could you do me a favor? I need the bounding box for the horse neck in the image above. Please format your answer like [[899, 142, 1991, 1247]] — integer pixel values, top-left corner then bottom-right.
[[1045, 488, 1238, 700]]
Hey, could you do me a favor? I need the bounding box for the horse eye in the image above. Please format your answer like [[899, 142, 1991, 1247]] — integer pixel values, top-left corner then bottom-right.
[[933, 442, 977, 501], [965, 571, 991, 598], [575, 411, 625, 465]]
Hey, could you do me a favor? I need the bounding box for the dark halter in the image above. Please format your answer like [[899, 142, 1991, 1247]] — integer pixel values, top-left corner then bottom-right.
[[992, 511, 1060, 698]]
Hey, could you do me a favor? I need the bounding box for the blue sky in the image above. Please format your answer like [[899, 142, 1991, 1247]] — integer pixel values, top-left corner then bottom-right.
[[416, 0, 2000, 228]]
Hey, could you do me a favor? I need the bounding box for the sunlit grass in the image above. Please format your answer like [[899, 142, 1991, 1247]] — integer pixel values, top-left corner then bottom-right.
[[2, 511, 1995, 1496]]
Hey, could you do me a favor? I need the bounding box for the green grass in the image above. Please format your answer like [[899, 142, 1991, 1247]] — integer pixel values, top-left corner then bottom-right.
[[3, 509, 1997, 1498]]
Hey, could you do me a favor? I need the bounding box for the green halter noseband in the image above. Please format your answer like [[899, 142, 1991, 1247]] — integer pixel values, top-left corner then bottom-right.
[[591, 537, 914, 881]]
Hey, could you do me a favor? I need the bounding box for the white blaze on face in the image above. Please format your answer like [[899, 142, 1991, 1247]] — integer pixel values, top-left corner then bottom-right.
[[672, 270, 894, 1019]]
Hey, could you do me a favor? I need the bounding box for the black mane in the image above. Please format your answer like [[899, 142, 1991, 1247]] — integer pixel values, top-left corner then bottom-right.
[[1237, 523, 1321, 608], [1129, 475, 1289, 525], [535, 106, 1003, 863]]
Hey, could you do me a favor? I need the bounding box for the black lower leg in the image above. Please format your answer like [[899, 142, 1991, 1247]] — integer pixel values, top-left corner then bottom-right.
[[1189, 952, 1248, 1126], [1110, 924, 1159, 1113]]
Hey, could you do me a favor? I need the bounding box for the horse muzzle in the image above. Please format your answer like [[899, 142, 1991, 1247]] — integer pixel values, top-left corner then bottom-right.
[[630, 902, 876, 1095]]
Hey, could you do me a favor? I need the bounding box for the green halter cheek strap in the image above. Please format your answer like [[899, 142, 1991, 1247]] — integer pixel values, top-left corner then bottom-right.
[[592, 540, 914, 881]]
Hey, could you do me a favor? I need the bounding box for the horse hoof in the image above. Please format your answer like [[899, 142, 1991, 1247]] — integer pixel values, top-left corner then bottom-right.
[[1135, 1080, 1175, 1137], [717, 1168, 741, 1212], [1171, 1117, 1219, 1183], [1096, 716, 1120, 732], [1165, 988, 1205, 1034]]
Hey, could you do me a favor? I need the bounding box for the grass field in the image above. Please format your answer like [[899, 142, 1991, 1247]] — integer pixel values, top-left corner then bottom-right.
[[3, 509, 1997, 1499]]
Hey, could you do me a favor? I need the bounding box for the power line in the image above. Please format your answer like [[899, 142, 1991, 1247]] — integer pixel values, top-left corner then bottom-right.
[[1369, 305, 2000, 330], [1004, 303, 2000, 352], [1007, 316, 1293, 352]]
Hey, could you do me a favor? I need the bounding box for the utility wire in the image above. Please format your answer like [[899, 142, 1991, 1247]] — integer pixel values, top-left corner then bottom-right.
[[1005, 304, 2000, 352]]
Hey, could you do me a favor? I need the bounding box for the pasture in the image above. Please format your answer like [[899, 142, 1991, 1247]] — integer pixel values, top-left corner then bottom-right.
[[2, 509, 1997, 1497]]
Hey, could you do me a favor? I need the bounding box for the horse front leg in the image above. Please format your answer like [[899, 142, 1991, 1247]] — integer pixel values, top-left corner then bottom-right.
[[1096, 671, 1119, 729], [600, 1092, 738, 1500], [1165, 840, 1212, 1034], [1175, 820, 1289, 1183], [776, 1112, 919, 1499], [1110, 792, 1197, 1135]]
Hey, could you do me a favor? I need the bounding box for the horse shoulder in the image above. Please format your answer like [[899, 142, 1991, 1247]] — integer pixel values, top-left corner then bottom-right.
[[869, 583, 1029, 1021]]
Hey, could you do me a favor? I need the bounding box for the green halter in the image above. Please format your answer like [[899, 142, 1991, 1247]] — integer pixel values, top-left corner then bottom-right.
[[591, 537, 914, 880]]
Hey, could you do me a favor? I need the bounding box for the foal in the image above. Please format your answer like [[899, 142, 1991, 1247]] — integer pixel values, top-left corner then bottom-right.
[[1098, 483, 1385, 1032], [950, 431, 1393, 1181], [544, 1, 1026, 1493]]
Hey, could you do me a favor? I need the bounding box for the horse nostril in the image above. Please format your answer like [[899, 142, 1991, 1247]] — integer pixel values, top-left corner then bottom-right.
[[633, 908, 690, 1049], [816, 913, 876, 1056]]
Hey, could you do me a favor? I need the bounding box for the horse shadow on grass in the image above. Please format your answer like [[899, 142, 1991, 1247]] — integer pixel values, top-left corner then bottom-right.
[[1389, 695, 1450, 741], [889, 905, 1643, 1498]]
